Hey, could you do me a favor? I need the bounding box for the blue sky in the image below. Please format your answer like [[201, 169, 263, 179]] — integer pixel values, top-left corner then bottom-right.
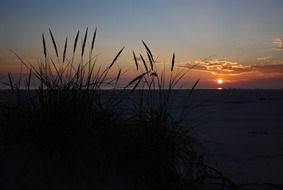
[[1, 0, 283, 88]]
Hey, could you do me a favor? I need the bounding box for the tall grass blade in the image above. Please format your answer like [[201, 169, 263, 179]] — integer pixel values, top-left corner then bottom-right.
[[126, 72, 147, 88], [116, 69, 121, 82], [7, 73, 13, 91], [49, 29, 58, 57], [63, 37, 68, 63], [42, 34, 47, 58], [142, 40, 153, 61], [140, 54, 148, 72], [201, 54, 215, 62], [133, 51, 139, 70], [26, 69, 32, 89], [172, 71, 187, 87], [189, 79, 200, 98], [73, 30, 80, 53], [150, 72, 158, 77], [10, 50, 30, 70], [146, 52, 154, 71], [128, 72, 147, 93], [171, 52, 175, 72], [81, 27, 88, 56], [91, 27, 97, 53], [131, 75, 144, 93], [108, 47, 124, 69]]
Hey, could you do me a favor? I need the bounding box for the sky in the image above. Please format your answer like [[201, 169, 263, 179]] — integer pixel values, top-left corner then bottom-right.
[[1, 0, 283, 89]]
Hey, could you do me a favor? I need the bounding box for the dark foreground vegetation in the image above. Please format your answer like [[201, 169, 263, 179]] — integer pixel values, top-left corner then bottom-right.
[[0, 29, 281, 189]]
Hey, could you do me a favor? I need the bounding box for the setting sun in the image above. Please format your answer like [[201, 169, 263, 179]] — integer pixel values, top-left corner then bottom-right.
[[217, 79, 223, 84]]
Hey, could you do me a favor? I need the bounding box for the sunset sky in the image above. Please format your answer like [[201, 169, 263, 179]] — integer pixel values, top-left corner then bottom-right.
[[1, 0, 283, 89]]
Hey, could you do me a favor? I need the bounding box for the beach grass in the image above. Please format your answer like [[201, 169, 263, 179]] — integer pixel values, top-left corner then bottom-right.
[[0, 29, 241, 189]]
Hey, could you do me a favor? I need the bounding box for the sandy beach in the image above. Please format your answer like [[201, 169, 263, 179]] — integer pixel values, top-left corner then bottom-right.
[[190, 90, 283, 185], [1, 90, 283, 189]]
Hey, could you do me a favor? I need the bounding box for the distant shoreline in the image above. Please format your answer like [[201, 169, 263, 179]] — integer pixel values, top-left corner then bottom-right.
[[1, 88, 283, 91]]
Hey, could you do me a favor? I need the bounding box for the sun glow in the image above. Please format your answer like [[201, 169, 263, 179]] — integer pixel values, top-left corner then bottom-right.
[[217, 79, 223, 84]]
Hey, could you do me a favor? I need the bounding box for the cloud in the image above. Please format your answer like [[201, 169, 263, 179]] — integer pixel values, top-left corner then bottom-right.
[[253, 64, 283, 74], [182, 60, 253, 75], [256, 56, 272, 61], [180, 59, 283, 75], [273, 38, 283, 51]]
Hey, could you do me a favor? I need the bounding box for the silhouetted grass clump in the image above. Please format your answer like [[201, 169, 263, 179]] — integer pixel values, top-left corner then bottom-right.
[[0, 29, 239, 189]]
